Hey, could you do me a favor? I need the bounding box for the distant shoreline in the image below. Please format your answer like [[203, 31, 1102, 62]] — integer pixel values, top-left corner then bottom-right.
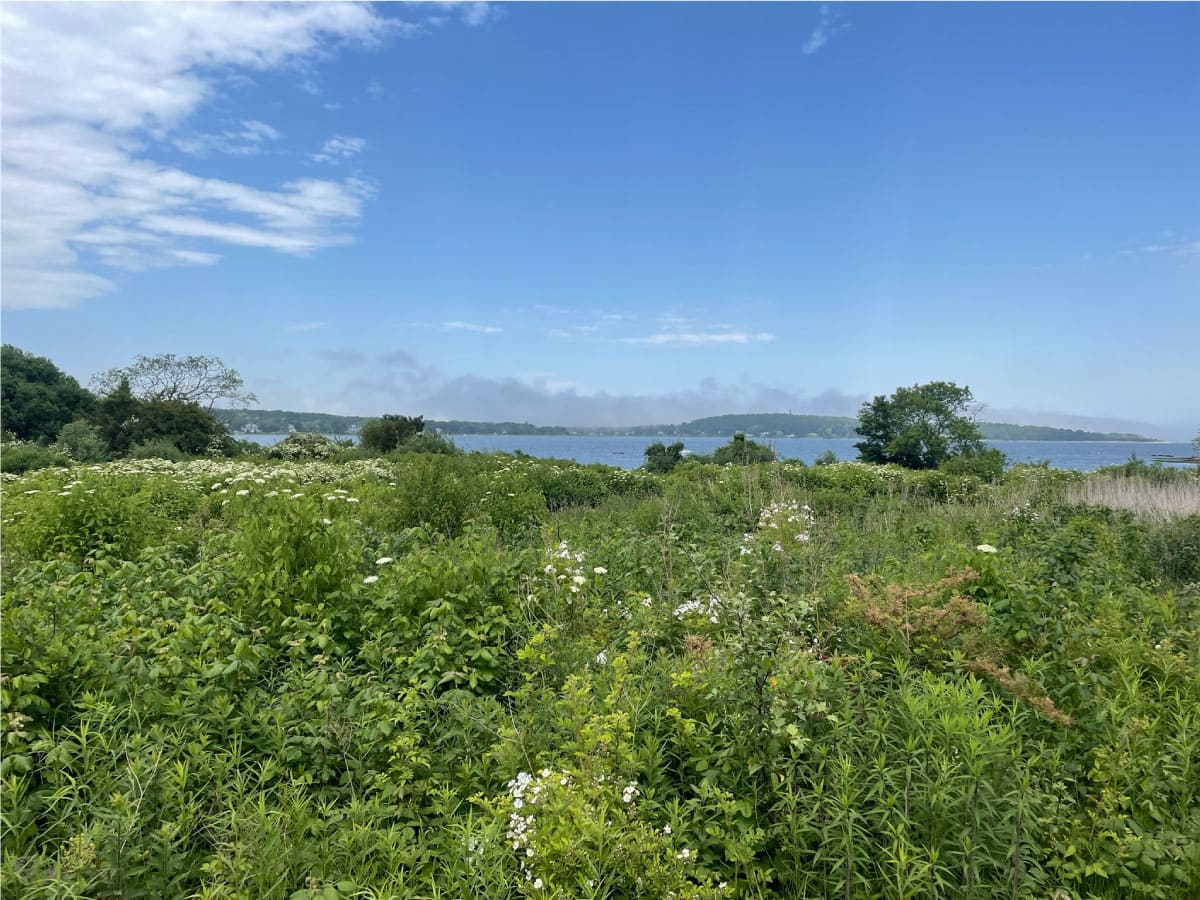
[[217, 410, 1161, 443], [234, 432, 1169, 444]]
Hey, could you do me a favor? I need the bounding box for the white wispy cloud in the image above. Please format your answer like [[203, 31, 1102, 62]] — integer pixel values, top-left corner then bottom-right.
[[284, 321, 329, 332], [459, 2, 498, 27], [1115, 232, 1200, 259], [1138, 238, 1200, 257], [802, 4, 848, 56], [622, 331, 777, 346], [0, 3, 418, 310], [442, 321, 503, 334], [311, 135, 367, 164], [173, 119, 282, 157]]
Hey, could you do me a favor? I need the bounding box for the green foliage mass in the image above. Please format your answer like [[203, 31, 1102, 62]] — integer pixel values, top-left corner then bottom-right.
[[263, 432, 349, 461], [89, 379, 233, 458], [1, 345, 95, 444], [359, 414, 424, 455], [644, 440, 686, 473], [856, 381, 988, 469], [707, 432, 777, 465], [53, 420, 109, 463], [3, 451, 1198, 899]]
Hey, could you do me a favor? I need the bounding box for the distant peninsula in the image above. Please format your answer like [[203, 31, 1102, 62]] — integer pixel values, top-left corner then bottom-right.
[[213, 409, 1158, 442]]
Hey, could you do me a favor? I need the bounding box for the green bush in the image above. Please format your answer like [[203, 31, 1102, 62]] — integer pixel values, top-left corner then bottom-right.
[[53, 419, 109, 463], [939, 446, 1007, 480], [0, 441, 71, 474], [264, 432, 341, 460], [708, 432, 775, 465], [127, 439, 187, 460], [359, 414, 424, 454], [643, 440, 685, 473], [388, 431, 459, 456]]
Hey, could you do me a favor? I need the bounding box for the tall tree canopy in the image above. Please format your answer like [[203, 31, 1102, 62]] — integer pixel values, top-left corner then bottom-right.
[[1, 344, 95, 443], [91, 354, 256, 408], [855, 381, 985, 470]]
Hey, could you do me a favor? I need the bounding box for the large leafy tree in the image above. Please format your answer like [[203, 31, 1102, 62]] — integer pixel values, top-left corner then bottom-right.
[[90, 353, 256, 408], [855, 381, 985, 469], [1, 345, 95, 443]]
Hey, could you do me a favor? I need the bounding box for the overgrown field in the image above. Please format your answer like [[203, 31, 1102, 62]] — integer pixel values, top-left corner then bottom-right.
[[2, 454, 1198, 899]]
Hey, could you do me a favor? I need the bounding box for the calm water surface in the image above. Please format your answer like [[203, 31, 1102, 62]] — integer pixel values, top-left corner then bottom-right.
[[243, 433, 1195, 473]]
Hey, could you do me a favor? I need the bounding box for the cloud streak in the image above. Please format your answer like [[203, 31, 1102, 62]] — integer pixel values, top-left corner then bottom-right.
[[311, 135, 367, 164], [622, 331, 777, 346], [801, 4, 848, 56], [173, 119, 282, 157], [442, 321, 503, 334]]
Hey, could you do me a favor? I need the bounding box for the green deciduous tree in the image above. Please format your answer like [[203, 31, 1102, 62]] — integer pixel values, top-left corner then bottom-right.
[[1, 345, 95, 443], [359, 414, 424, 455], [855, 381, 985, 470]]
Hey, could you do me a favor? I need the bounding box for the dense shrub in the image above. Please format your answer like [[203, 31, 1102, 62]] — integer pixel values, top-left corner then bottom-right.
[[387, 430, 458, 456], [52, 419, 108, 462], [708, 432, 776, 465], [0, 440, 71, 474], [359, 413, 424, 454], [644, 440, 685, 473], [264, 432, 343, 460], [127, 438, 187, 460]]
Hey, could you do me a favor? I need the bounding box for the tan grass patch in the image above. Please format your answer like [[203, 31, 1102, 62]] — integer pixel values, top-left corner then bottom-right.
[[1067, 475, 1200, 522]]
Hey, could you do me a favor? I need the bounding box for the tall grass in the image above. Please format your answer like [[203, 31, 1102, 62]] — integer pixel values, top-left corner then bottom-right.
[[1068, 474, 1200, 522]]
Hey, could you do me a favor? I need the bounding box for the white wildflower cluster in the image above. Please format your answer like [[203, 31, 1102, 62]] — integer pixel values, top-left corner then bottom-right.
[[674, 595, 721, 624], [361, 556, 395, 586], [203, 472, 364, 512], [621, 780, 640, 804], [505, 768, 569, 885], [1006, 502, 1041, 524], [740, 499, 814, 555], [544, 540, 593, 597], [975, 544, 999, 554]]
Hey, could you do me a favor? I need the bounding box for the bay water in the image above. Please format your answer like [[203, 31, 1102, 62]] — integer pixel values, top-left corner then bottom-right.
[[240, 433, 1196, 472]]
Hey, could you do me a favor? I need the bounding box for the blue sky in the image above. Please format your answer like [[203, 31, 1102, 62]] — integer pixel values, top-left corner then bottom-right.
[[2, 2, 1197, 436]]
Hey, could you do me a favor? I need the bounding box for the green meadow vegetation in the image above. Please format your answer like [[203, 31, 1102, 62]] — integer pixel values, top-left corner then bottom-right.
[[3, 447, 1198, 899]]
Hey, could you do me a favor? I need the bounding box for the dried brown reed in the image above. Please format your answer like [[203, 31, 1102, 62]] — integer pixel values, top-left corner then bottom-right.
[[1067, 475, 1200, 523]]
